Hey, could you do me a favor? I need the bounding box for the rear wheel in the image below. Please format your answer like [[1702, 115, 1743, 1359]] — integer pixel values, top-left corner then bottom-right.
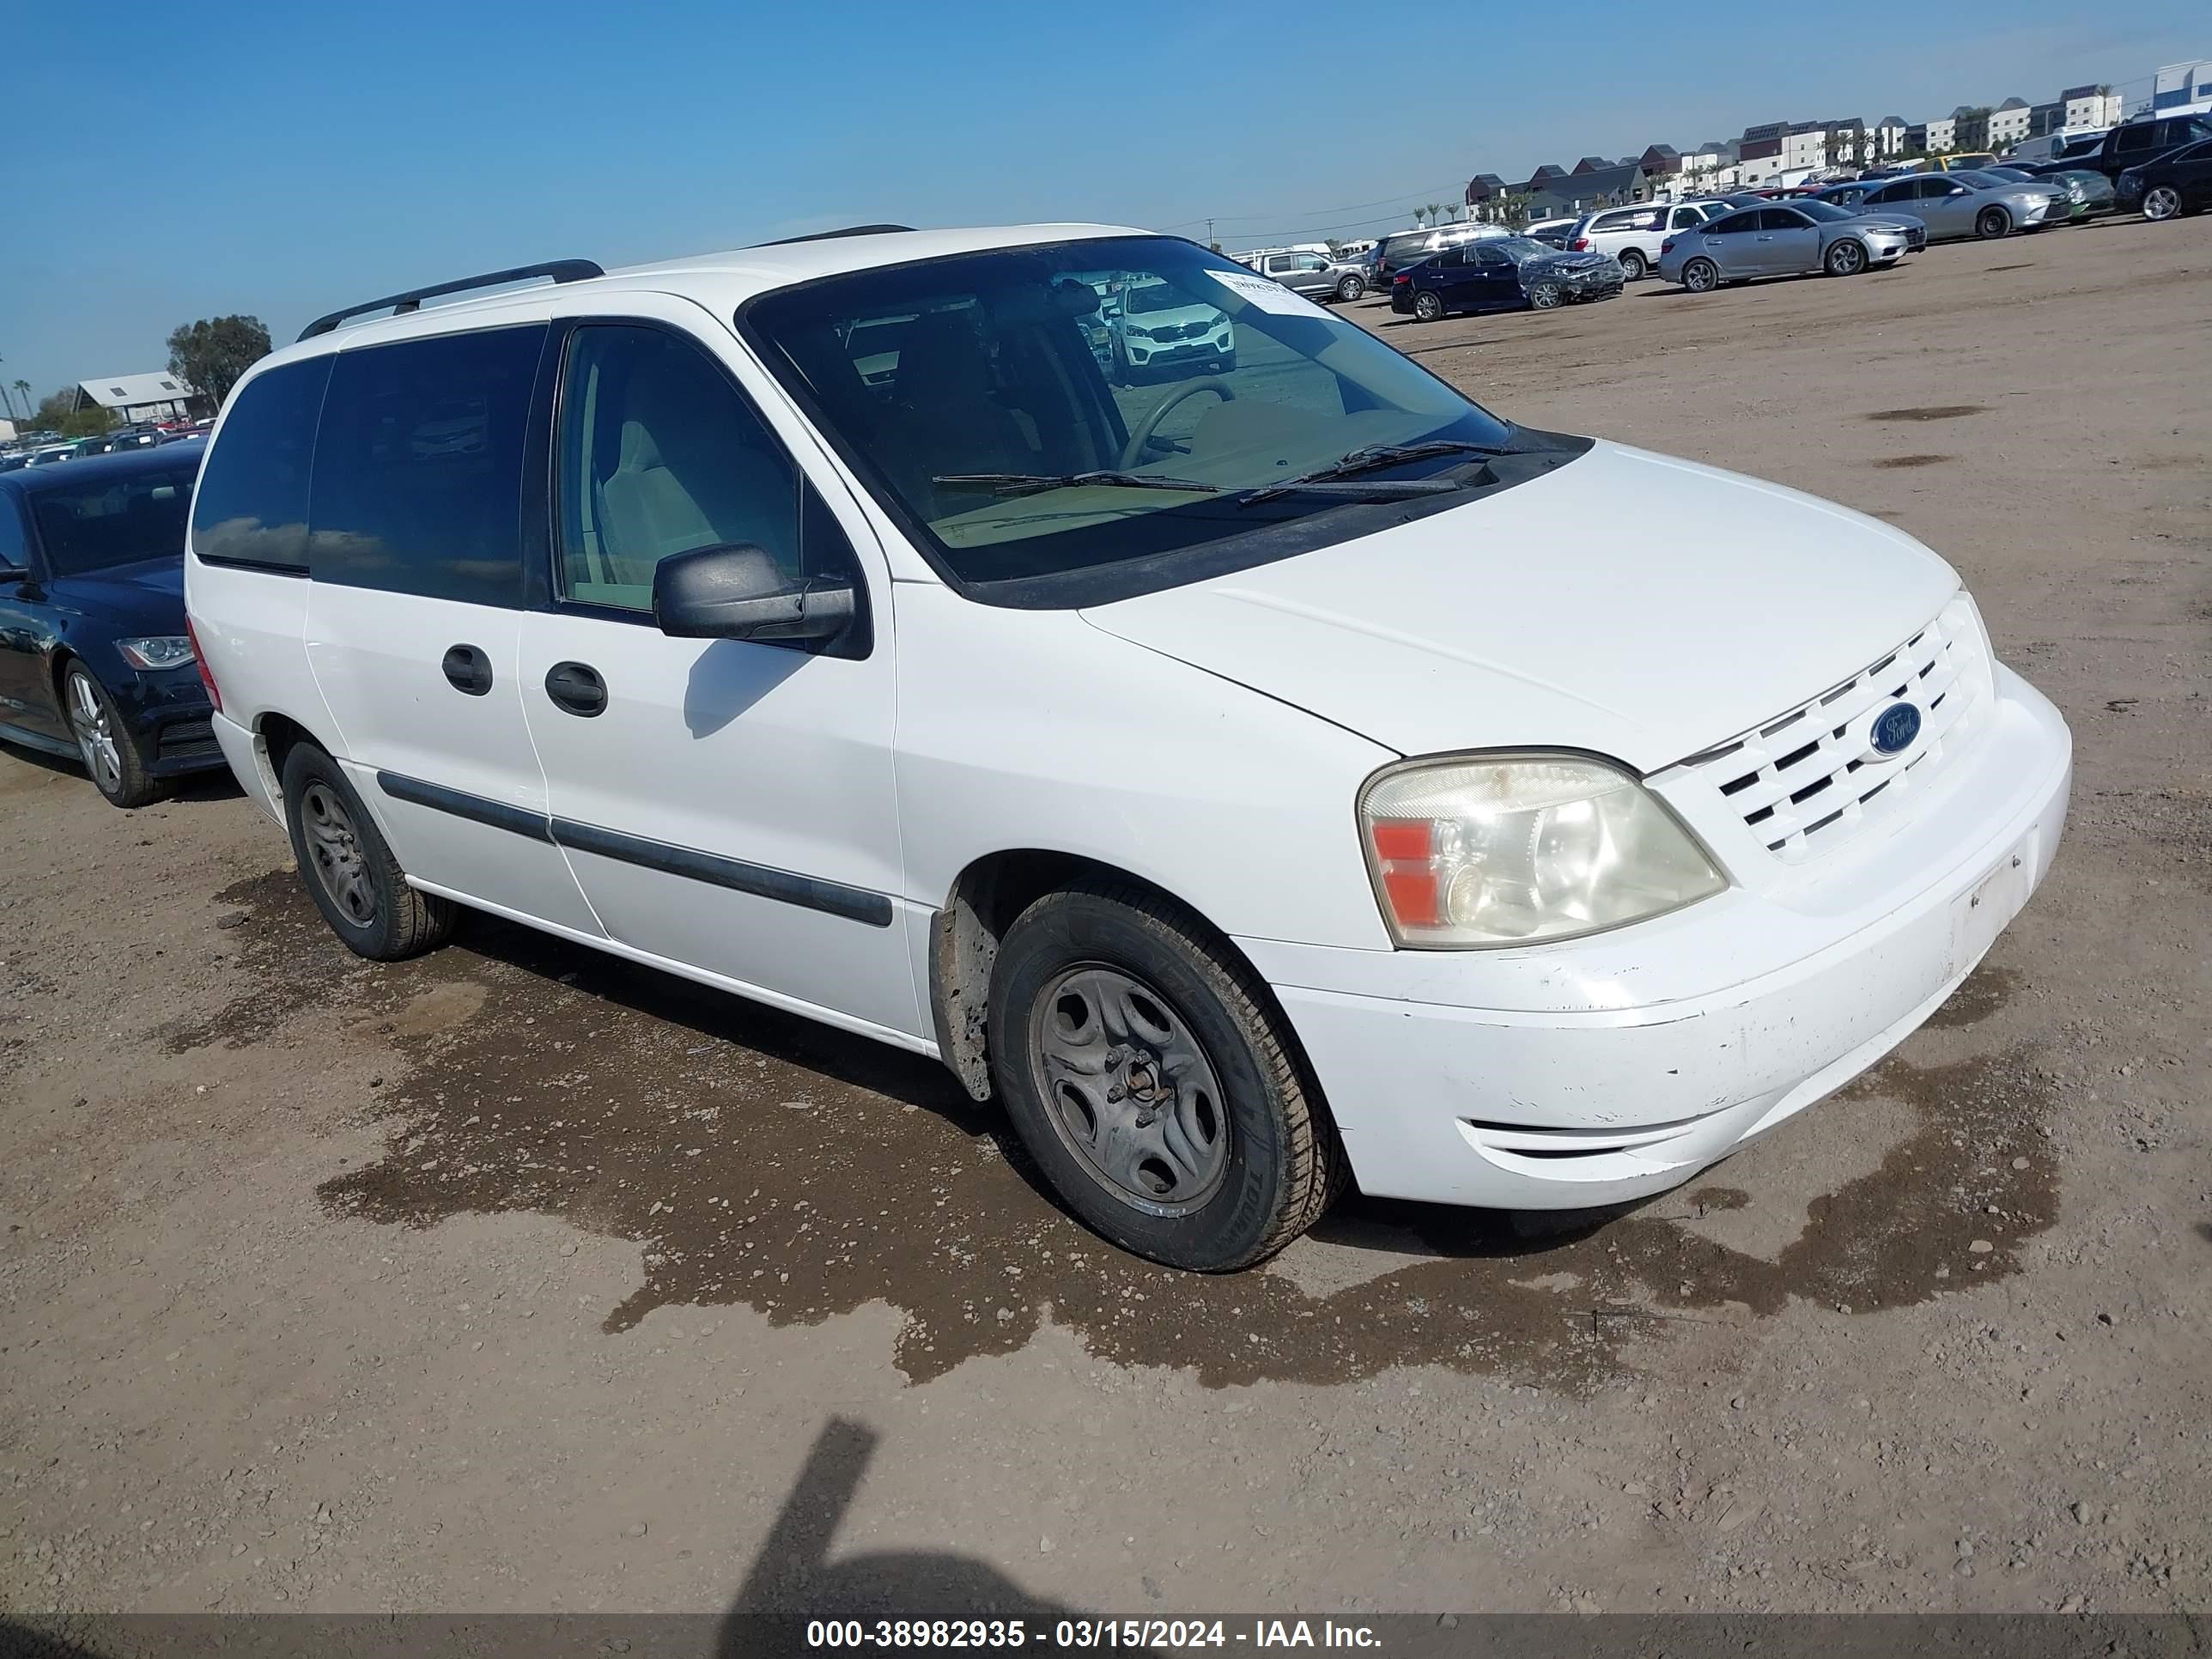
[[2142, 185, 2182, 222], [280, 743, 456, 962], [988, 881, 1344, 1271], [1681, 258, 1719, 293], [1825, 237, 1868, 276], [1975, 205, 2011, 240], [1527, 280, 1565, 309], [1412, 289, 1444, 322], [1615, 248, 1647, 281], [63, 662, 162, 809], [1334, 272, 1365, 301]]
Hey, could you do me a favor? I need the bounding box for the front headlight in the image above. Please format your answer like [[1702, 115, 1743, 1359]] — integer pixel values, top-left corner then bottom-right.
[[1359, 753, 1727, 948], [118, 635, 196, 671]]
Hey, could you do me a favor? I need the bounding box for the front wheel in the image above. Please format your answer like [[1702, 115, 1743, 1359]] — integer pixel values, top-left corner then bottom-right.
[[63, 662, 162, 808], [1334, 272, 1365, 301], [1615, 248, 1646, 281], [280, 742, 456, 961], [1825, 237, 1868, 276], [1975, 205, 2011, 240], [1680, 258, 1718, 294], [988, 882, 1343, 1271], [1412, 289, 1444, 322], [2142, 185, 2182, 222], [1527, 280, 1565, 309]]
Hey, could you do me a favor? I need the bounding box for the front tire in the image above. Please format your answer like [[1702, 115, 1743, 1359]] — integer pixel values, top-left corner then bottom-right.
[[1615, 248, 1646, 281], [1527, 280, 1565, 309], [1681, 258, 1718, 293], [1825, 237, 1868, 276], [62, 662, 162, 809], [1975, 205, 2011, 240], [988, 881, 1343, 1271], [280, 743, 456, 962], [2142, 185, 2181, 222], [1412, 289, 1444, 322], [1334, 272, 1365, 301]]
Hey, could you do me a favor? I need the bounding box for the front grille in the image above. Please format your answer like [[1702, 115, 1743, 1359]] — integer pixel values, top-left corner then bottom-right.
[[158, 718, 221, 763], [1672, 597, 1990, 864]]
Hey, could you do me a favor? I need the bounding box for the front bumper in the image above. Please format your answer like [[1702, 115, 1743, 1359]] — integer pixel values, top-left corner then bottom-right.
[[1243, 667, 2072, 1211]]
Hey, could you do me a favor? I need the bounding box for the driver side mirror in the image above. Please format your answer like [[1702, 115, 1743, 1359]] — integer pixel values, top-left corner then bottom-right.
[[652, 543, 859, 651]]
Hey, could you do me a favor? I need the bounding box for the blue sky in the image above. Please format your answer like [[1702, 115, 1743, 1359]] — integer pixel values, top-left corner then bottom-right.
[[2, 0, 2203, 410]]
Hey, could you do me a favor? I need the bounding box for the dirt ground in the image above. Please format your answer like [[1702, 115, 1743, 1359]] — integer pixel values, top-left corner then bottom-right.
[[3, 216, 2207, 1621]]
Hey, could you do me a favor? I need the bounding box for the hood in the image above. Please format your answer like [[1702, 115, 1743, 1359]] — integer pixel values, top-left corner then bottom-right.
[[52, 556, 186, 622], [1081, 441, 1961, 770]]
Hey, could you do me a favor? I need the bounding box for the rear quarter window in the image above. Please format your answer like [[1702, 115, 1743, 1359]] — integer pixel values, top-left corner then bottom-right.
[[307, 325, 544, 606], [190, 357, 333, 572]]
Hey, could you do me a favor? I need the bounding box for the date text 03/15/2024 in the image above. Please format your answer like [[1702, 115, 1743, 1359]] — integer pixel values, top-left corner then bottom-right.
[[805, 1618, 1382, 1648]]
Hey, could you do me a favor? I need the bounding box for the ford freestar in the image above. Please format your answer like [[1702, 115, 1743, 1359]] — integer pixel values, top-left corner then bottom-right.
[[184, 228, 2072, 1271]]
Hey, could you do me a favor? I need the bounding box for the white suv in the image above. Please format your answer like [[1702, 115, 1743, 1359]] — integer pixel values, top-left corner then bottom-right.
[[185, 226, 2072, 1272], [1567, 202, 1721, 280]]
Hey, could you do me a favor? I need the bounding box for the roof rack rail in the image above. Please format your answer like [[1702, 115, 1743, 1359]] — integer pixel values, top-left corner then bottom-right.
[[296, 259, 605, 342], [758, 224, 915, 246]]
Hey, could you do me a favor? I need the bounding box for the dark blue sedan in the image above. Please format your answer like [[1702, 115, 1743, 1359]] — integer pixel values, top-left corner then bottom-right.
[[0, 441, 224, 806], [1389, 234, 1625, 321]]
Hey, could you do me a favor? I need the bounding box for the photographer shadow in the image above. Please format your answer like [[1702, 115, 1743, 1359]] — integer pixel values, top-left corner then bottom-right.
[[715, 1418, 1079, 1656]]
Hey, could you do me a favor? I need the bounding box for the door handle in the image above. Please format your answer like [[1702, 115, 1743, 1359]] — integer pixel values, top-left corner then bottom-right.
[[441, 643, 494, 696], [544, 660, 607, 718]]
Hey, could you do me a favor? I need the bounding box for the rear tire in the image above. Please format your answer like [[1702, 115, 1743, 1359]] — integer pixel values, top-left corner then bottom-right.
[[1615, 248, 1647, 281], [988, 881, 1344, 1272], [280, 743, 456, 962], [1975, 205, 2011, 240], [1412, 289, 1444, 322], [1681, 258, 1719, 293]]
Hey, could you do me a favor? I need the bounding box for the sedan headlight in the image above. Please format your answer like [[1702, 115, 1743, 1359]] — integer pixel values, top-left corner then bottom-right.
[[1360, 754, 1727, 948], [118, 635, 197, 671]]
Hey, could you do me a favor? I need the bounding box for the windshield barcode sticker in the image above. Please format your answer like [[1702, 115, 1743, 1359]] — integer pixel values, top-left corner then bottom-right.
[[1205, 269, 1331, 316]]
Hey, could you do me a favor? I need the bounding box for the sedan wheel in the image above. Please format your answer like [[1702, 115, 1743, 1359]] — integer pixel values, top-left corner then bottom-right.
[[1825, 238, 1868, 276], [1975, 206, 2011, 240], [1527, 281, 1564, 310], [2142, 185, 2182, 222], [1681, 258, 1719, 294], [64, 664, 161, 808], [1413, 290, 1444, 322]]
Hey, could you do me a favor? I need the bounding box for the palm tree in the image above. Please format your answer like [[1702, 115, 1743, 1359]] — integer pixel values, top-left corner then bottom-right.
[[9, 381, 25, 422]]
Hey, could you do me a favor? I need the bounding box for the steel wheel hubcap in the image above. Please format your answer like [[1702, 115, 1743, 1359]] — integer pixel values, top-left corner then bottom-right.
[[67, 673, 122, 791], [1030, 965, 1230, 1215], [301, 782, 377, 927]]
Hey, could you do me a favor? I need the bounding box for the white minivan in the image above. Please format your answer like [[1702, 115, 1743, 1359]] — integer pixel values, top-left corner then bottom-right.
[[185, 227, 2072, 1271]]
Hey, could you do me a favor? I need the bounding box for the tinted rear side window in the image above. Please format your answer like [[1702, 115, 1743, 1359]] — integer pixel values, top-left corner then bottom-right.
[[307, 325, 544, 606], [191, 356, 332, 572]]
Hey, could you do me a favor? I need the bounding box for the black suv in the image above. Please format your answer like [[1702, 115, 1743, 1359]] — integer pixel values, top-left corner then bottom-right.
[[2081, 114, 2212, 183]]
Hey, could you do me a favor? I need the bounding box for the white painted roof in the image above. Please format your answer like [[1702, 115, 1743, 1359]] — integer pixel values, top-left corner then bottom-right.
[[78, 371, 197, 409]]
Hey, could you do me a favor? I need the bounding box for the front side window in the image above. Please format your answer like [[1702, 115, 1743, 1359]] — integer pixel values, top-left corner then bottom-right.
[[740, 236, 1521, 600], [31, 465, 198, 577], [307, 325, 544, 605], [190, 356, 331, 571], [555, 323, 836, 612]]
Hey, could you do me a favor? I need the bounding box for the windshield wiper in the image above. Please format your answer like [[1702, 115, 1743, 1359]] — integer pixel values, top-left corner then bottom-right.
[[1236, 440, 1505, 507], [931, 470, 1224, 498]]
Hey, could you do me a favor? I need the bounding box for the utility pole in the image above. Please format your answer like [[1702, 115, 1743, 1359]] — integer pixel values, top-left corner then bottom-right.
[[1205, 217, 1214, 248]]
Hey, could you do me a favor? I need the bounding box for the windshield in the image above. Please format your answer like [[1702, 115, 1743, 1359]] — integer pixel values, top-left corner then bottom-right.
[[1793, 199, 1858, 222], [1492, 237, 1553, 261], [31, 465, 198, 575], [741, 236, 1522, 597]]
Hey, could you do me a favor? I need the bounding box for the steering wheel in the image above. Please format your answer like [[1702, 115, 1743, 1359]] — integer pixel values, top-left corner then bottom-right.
[[1118, 378, 1237, 471]]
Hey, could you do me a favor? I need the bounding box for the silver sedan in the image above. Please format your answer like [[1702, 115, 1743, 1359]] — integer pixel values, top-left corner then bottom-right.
[[1829, 173, 2063, 240], [1658, 201, 1917, 291]]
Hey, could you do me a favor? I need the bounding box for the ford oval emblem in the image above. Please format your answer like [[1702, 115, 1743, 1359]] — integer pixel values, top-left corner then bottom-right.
[[1870, 702, 1922, 756]]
